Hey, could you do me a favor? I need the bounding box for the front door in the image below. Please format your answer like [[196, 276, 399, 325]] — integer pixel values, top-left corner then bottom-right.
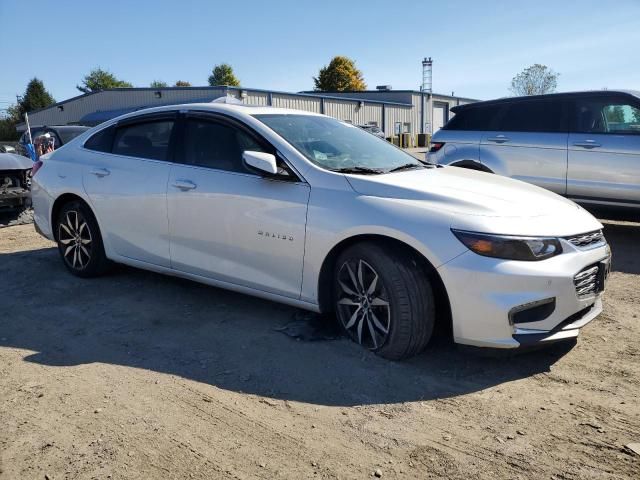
[[167, 114, 310, 299], [82, 115, 176, 267], [567, 94, 640, 206]]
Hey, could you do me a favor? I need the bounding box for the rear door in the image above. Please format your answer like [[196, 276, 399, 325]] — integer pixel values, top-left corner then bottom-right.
[[167, 113, 310, 299], [82, 113, 177, 267], [567, 94, 640, 206], [480, 99, 569, 194]]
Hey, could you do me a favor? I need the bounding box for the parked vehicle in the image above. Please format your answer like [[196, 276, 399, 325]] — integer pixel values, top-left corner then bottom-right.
[[17, 125, 90, 157], [31, 103, 609, 359], [428, 90, 640, 209], [0, 152, 32, 211], [357, 124, 386, 139]]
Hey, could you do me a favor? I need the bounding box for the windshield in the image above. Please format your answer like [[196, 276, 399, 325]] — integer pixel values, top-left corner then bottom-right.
[[254, 114, 422, 173]]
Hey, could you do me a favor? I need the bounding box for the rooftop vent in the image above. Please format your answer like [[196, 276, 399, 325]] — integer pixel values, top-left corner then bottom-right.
[[376, 85, 392, 91], [211, 95, 244, 105]]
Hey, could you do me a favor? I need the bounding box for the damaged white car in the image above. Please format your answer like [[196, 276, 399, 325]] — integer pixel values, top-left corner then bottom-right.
[[0, 152, 32, 213]]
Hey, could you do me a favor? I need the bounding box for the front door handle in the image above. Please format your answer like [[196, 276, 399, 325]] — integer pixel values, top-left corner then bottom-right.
[[172, 179, 197, 191], [89, 168, 110, 177], [573, 140, 601, 149], [487, 135, 510, 143]]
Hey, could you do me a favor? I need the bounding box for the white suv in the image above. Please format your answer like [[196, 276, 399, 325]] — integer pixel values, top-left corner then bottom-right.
[[31, 103, 610, 359]]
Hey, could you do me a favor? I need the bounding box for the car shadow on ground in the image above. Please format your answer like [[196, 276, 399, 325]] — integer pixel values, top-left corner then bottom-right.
[[1, 245, 585, 407]]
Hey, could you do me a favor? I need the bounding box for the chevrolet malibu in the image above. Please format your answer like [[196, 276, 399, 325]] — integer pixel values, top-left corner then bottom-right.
[[31, 103, 610, 359]]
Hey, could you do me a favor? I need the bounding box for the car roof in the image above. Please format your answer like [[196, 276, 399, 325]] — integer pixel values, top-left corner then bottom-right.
[[101, 102, 327, 126], [451, 90, 640, 113]]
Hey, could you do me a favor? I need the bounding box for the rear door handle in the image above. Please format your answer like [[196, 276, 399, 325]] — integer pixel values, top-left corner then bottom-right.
[[172, 179, 197, 191], [487, 135, 510, 143], [573, 140, 601, 149], [89, 168, 110, 177]]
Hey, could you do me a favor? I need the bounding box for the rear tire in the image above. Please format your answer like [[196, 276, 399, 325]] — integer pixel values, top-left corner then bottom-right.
[[56, 200, 109, 278], [333, 242, 435, 360]]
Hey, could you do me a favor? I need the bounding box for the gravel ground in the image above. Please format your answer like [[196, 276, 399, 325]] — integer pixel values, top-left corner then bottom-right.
[[0, 218, 638, 479]]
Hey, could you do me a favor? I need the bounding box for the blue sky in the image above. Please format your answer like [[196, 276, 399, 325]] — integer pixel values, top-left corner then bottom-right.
[[1, 0, 638, 109]]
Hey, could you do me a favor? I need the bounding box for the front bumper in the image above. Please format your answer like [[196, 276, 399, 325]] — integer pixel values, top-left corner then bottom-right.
[[437, 239, 610, 349]]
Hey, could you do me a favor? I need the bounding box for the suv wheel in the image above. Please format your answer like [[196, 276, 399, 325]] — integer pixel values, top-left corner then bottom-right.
[[333, 242, 435, 360], [56, 201, 109, 277]]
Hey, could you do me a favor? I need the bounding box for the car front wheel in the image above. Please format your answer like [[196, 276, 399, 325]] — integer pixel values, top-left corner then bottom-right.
[[333, 242, 435, 360]]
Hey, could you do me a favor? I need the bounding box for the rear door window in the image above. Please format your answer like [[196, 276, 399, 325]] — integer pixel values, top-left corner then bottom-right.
[[499, 100, 567, 133], [84, 126, 115, 153], [112, 120, 175, 161]]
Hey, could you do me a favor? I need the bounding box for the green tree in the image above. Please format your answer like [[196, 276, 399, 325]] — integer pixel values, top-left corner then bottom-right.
[[174, 80, 191, 87], [0, 79, 56, 139], [18, 78, 55, 115], [208, 63, 240, 86], [150, 80, 168, 88], [510, 64, 558, 96], [313, 56, 366, 92], [0, 115, 20, 140], [77, 68, 133, 93]]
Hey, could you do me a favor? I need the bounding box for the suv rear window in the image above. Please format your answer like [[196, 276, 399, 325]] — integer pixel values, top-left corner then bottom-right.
[[499, 100, 566, 133], [443, 105, 503, 131]]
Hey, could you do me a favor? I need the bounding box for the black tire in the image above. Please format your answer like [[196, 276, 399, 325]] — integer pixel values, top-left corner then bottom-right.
[[333, 242, 435, 360], [55, 200, 109, 278]]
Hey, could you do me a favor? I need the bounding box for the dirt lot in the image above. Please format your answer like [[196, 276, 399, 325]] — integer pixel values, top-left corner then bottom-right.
[[1, 217, 639, 479]]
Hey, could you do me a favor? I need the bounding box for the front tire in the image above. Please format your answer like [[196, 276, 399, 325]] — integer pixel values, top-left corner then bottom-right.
[[56, 201, 109, 277], [333, 243, 435, 360]]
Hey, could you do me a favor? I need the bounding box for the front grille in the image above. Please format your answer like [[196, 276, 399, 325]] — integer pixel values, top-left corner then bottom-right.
[[574, 264, 600, 297], [565, 230, 605, 249]]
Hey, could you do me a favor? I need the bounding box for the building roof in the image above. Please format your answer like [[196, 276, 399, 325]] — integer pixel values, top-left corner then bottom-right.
[[24, 85, 414, 118], [299, 89, 479, 102]]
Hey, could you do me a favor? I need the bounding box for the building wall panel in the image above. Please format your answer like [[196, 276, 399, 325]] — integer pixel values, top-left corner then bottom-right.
[[271, 94, 321, 112]]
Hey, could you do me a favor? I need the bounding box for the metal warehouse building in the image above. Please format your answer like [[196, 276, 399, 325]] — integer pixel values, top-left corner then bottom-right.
[[19, 85, 476, 143]]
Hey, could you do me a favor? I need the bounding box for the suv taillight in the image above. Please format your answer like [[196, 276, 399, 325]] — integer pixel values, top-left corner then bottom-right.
[[429, 142, 445, 153], [31, 160, 43, 177]]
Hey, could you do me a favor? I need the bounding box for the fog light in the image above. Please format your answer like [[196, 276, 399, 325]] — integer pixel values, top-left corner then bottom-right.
[[508, 298, 556, 326]]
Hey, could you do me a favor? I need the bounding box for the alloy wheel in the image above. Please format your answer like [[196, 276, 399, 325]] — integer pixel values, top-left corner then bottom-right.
[[336, 259, 391, 349], [58, 210, 92, 270]]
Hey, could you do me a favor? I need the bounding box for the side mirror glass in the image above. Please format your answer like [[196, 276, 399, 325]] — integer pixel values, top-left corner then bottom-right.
[[243, 150, 278, 175]]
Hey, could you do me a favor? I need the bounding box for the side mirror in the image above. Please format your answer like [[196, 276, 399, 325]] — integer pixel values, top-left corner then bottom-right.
[[242, 150, 278, 175]]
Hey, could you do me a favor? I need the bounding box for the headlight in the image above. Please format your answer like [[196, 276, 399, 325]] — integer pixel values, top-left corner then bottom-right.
[[451, 229, 562, 261]]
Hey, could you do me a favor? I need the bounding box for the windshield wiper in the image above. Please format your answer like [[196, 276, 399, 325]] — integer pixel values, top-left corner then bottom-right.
[[331, 166, 385, 175], [387, 163, 426, 173]]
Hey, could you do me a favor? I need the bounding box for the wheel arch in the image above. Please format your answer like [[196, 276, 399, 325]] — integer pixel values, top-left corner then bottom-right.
[[50, 193, 94, 242], [450, 159, 493, 173], [317, 234, 452, 336]]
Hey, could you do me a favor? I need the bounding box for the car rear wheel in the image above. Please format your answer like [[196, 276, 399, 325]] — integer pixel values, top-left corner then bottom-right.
[[333, 242, 435, 360], [56, 201, 109, 277]]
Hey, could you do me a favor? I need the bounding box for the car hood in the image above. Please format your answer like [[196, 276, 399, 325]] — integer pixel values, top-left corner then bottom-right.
[[345, 166, 603, 236], [0, 153, 33, 170]]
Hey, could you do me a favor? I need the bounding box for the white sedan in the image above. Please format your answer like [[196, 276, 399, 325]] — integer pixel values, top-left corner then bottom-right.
[[31, 103, 610, 359]]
